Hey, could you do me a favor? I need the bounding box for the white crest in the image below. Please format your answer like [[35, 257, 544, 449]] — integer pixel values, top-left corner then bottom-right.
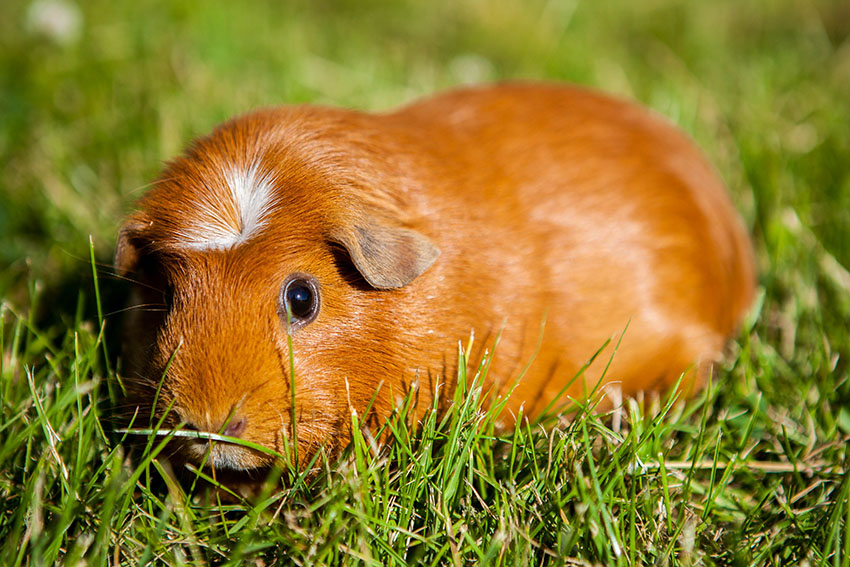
[[179, 162, 276, 251]]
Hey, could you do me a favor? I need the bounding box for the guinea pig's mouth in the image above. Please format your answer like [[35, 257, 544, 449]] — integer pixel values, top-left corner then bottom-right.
[[182, 437, 274, 472]]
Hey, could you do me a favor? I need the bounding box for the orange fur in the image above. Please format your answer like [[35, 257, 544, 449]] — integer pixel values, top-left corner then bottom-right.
[[116, 82, 755, 472]]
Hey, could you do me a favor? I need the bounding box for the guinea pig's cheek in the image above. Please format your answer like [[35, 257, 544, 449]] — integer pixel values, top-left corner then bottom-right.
[[150, 330, 182, 372]]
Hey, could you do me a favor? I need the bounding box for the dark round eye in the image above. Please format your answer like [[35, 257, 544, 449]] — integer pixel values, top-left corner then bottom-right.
[[287, 283, 313, 317], [280, 275, 320, 330]]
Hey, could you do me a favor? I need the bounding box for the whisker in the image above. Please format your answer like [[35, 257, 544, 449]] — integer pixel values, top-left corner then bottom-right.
[[96, 271, 164, 293], [52, 256, 166, 295], [104, 303, 168, 317], [122, 175, 186, 197]]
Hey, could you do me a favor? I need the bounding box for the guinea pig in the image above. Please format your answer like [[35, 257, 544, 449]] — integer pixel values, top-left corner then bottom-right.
[[115, 82, 755, 473]]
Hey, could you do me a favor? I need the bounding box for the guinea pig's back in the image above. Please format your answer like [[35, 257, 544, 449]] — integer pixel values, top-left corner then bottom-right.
[[387, 83, 755, 399]]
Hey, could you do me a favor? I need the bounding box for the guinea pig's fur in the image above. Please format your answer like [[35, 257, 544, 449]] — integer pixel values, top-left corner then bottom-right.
[[116, 82, 755, 473]]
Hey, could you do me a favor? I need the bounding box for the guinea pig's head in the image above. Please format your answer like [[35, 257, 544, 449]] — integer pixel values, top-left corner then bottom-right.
[[115, 108, 440, 473]]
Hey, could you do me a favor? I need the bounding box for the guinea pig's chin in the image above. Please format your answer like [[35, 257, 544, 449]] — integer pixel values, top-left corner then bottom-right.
[[184, 440, 270, 472]]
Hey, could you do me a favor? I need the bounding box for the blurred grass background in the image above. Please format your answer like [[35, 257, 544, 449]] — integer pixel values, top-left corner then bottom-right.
[[2, 0, 848, 286], [1, 0, 849, 564]]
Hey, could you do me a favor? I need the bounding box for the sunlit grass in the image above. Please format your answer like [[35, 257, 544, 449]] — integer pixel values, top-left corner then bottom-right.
[[2, 279, 846, 565]]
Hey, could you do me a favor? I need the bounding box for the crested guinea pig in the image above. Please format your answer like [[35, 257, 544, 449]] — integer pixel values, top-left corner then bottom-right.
[[115, 82, 755, 473]]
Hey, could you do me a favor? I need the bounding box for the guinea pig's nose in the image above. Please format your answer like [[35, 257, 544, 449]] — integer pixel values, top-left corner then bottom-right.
[[178, 409, 248, 439], [221, 416, 247, 438]]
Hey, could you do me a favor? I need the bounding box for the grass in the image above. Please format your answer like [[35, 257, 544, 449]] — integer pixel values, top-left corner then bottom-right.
[[1, 0, 849, 564]]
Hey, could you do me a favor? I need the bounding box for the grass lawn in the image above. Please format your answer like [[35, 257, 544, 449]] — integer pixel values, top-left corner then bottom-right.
[[1, 0, 849, 564]]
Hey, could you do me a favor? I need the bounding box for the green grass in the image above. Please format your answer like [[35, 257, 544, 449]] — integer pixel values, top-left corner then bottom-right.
[[1, 0, 849, 564]]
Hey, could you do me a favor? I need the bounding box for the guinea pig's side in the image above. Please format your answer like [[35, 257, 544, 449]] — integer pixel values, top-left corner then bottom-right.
[[384, 83, 756, 411], [115, 82, 755, 475]]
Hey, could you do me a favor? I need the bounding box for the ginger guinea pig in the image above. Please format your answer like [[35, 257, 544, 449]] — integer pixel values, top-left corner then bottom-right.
[[115, 82, 755, 472]]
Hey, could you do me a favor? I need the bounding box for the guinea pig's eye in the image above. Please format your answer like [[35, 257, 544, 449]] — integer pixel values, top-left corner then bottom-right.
[[280, 275, 320, 331]]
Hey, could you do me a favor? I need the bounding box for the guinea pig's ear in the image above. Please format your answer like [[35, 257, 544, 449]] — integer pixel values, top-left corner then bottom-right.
[[330, 220, 440, 289], [114, 218, 147, 276]]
